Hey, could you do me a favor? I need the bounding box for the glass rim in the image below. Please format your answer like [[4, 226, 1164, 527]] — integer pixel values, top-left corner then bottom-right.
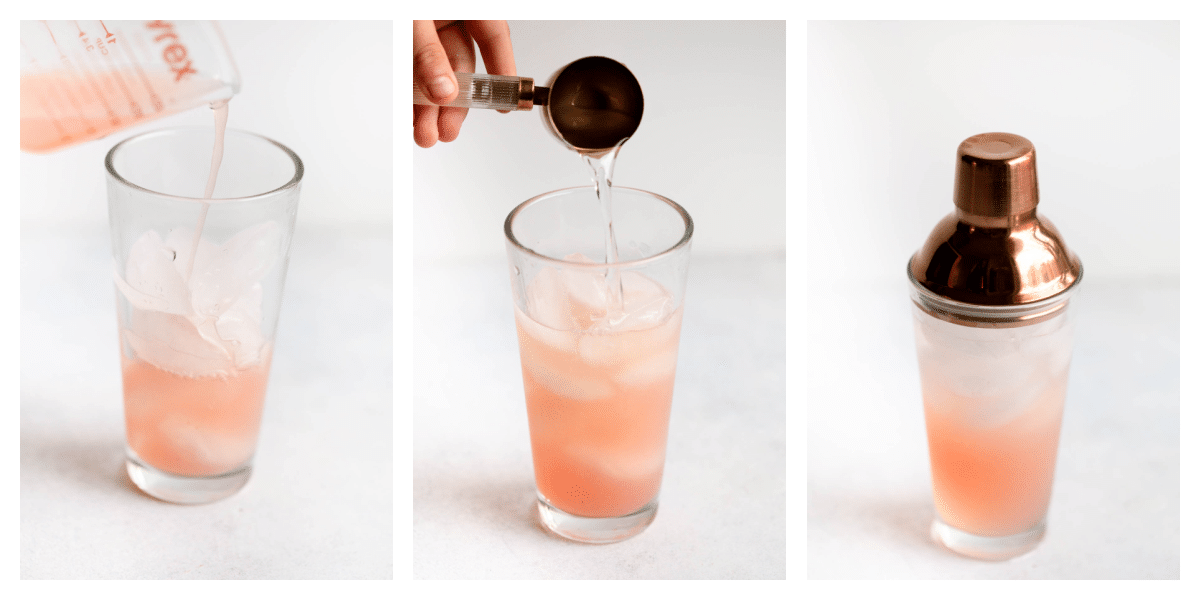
[[504, 185, 694, 269], [104, 126, 303, 203]]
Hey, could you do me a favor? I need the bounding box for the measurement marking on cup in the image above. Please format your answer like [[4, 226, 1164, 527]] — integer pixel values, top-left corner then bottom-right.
[[42, 20, 58, 47], [49, 29, 122, 127], [90, 45, 145, 120], [125, 27, 165, 112], [22, 51, 74, 143]]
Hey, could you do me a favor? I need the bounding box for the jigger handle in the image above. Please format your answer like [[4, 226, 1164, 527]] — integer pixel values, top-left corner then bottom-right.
[[412, 72, 548, 111]]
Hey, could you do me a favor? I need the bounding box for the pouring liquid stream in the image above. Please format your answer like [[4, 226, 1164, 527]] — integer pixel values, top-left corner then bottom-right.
[[183, 99, 229, 282], [581, 139, 628, 323]]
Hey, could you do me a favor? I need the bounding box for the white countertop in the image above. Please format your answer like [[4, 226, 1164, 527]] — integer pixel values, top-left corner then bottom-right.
[[20, 224, 393, 579], [413, 253, 786, 579], [807, 277, 1180, 579]]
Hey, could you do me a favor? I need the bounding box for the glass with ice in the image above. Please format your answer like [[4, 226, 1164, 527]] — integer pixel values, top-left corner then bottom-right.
[[504, 186, 692, 543], [909, 289, 1078, 559], [106, 128, 301, 504]]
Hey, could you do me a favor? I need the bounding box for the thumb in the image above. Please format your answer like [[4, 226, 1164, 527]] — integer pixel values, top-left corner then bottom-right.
[[413, 20, 458, 104]]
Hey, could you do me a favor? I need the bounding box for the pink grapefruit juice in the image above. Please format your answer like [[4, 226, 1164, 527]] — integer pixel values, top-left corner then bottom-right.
[[122, 352, 271, 478], [20, 71, 225, 153], [516, 299, 682, 519], [922, 375, 1066, 537]]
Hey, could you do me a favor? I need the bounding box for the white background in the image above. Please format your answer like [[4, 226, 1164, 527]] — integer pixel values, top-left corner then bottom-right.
[[20, 21, 393, 579], [807, 21, 1180, 578]]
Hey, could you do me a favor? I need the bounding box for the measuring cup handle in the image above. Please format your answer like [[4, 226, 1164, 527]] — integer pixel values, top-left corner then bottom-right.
[[413, 72, 539, 111]]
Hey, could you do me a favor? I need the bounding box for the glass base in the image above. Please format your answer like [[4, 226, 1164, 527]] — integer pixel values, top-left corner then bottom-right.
[[536, 493, 658, 544], [126, 452, 251, 505], [931, 517, 1046, 561]]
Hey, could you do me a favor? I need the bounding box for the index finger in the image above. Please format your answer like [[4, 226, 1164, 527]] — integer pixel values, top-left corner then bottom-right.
[[465, 21, 517, 77]]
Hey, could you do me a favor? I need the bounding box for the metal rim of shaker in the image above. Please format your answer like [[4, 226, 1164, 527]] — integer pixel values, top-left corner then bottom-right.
[[906, 254, 1083, 327]]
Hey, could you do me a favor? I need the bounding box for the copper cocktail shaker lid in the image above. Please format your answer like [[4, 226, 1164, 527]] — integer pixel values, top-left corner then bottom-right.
[[909, 132, 1082, 308]]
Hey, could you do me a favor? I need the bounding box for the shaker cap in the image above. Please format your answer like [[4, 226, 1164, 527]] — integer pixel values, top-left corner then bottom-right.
[[909, 132, 1082, 307], [954, 132, 1038, 217]]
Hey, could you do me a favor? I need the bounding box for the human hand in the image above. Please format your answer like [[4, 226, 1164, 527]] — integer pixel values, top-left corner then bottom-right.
[[413, 20, 517, 148]]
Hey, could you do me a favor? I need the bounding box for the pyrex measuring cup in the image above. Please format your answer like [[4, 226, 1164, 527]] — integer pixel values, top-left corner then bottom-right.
[[21, 20, 240, 154]]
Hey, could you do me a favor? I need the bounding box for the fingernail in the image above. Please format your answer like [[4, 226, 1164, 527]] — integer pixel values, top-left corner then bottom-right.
[[432, 76, 456, 100]]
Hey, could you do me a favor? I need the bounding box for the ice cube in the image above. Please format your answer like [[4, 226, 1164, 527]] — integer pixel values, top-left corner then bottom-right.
[[923, 350, 1049, 429], [565, 439, 665, 483], [157, 413, 254, 473], [117, 221, 279, 376], [964, 379, 1052, 429], [611, 347, 678, 388], [524, 266, 573, 332], [558, 262, 610, 321], [579, 307, 682, 368], [577, 330, 634, 369], [1019, 315, 1074, 374], [161, 227, 205, 277], [216, 283, 268, 368], [524, 359, 616, 403], [524, 260, 615, 332], [191, 222, 281, 318], [516, 305, 578, 355], [125, 310, 233, 376], [606, 271, 673, 331], [118, 230, 192, 315]]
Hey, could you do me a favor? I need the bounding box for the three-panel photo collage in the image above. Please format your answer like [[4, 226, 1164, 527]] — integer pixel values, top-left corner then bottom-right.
[[18, 19, 1183, 586]]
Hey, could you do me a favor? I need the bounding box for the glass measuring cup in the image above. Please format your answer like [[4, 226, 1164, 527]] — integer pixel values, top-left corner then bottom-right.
[[21, 20, 240, 153]]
